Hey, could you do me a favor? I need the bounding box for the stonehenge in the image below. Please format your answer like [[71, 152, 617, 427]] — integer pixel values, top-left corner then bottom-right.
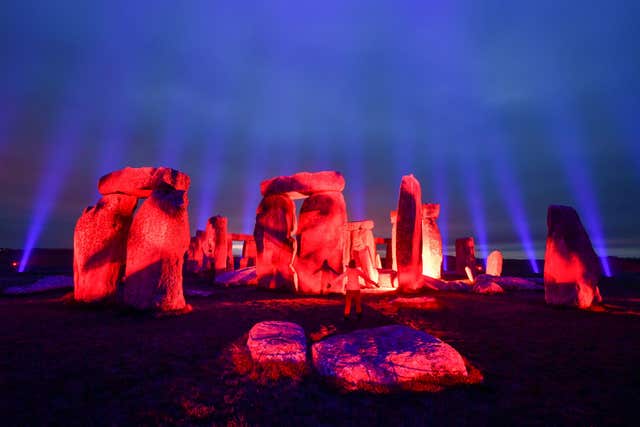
[[75, 167, 611, 312]]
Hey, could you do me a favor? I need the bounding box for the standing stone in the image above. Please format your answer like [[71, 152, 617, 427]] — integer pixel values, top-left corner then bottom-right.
[[123, 187, 190, 311], [544, 205, 603, 309], [254, 194, 298, 291], [390, 211, 398, 271], [396, 175, 423, 292], [383, 238, 393, 269], [296, 191, 348, 294], [185, 230, 205, 274], [202, 223, 216, 274], [73, 194, 138, 303], [486, 250, 503, 276], [344, 220, 378, 283], [421, 203, 443, 279], [455, 238, 476, 276], [205, 216, 229, 276], [226, 237, 234, 272], [240, 238, 257, 268]]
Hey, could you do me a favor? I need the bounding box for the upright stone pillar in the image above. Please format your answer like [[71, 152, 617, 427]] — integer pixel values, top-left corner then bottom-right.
[[486, 250, 503, 276], [254, 195, 298, 291], [421, 203, 443, 279], [395, 175, 423, 292], [73, 194, 138, 303], [124, 187, 190, 312], [205, 216, 229, 276], [544, 205, 602, 309], [296, 191, 348, 294], [390, 211, 398, 271], [455, 237, 476, 276]]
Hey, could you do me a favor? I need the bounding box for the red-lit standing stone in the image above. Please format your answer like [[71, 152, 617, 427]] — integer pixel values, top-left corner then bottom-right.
[[206, 216, 229, 276], [396, 175, 423, 292], [544, 205, 603, 309], [455, 237, 476, 275], [295, 191, 348, 294], [185, 230, 205, 274], [421, 203, 443, 279], [254, 194, 298, 291], [486, 250, 503, 276], [123, 187, 190, 312], [73, 194, 138, 303]]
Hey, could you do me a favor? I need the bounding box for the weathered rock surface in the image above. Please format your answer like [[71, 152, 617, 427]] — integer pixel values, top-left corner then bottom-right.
[[544, 205, 603, 309], [247, 321, 307, 377], [296, 191, 347, 294], [486, 250, 503, 276], [455, 238, 476, 275], [123, 187, 190, 311], [260, 170, 345, 199], [73, 194, 137, 303], [396, 175, 423, 292], [98, 166, 190, 197], [254, 195, 298, 291], [312, 325, 468, 392], [421, 203, 443, 279]]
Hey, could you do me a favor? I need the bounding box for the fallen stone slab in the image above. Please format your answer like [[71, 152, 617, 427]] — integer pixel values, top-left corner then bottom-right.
[[247, 321, 307, 379], [475, 275, 543, 291], [312, 325, 468, 392], [421, 276, 472, 292], [4, 276, 73, 295], [216, 267, 257, 286]]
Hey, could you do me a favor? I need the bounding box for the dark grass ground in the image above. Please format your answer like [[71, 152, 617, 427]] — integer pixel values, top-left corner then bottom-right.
[[1, 274, 640, 426]]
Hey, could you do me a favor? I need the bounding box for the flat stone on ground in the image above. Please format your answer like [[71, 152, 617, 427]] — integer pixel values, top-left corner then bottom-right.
[[312, 325, 468, 392], [247, 321, 307, 377]]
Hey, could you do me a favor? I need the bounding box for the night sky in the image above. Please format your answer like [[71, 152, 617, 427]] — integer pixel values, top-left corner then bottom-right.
[[1, 1, 639, 262]]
